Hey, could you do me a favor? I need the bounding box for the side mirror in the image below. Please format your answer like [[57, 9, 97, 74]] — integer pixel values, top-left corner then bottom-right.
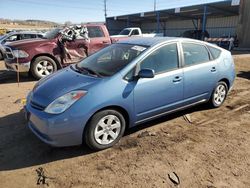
[[137, 69, 155, 78]]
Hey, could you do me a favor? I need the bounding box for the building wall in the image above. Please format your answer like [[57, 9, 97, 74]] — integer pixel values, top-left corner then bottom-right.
[[140, 16, 238, 37], [141, 20, 195, 36], [206, 16, 238, 37], [106, 19, 141, 35], [106, 19, 127, 35], [237, 0, 250, 48]]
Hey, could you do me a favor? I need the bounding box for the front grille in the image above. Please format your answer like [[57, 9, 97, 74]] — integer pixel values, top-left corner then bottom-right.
[[30, 100, 46, 111], [29, 122, 52, 141], [5, 47, 14, 59]]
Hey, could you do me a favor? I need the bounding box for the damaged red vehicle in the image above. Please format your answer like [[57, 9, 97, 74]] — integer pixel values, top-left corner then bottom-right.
[[4, 24, 112, 79]]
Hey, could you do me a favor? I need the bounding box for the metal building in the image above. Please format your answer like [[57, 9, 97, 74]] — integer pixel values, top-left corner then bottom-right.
[[106, 0, 250, 48]]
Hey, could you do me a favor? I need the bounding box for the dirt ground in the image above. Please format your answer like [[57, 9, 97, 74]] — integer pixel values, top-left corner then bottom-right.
[[0, 56, 249, 188], [0, 23, 53, 30]]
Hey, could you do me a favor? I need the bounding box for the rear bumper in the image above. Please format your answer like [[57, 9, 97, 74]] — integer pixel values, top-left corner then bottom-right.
[[5, 60, 30, 72]]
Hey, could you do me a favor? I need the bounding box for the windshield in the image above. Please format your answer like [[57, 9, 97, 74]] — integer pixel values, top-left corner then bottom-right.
[[119, 29, 131, 35], [43, 28, 61, 39], [76, 43, 147, 77]]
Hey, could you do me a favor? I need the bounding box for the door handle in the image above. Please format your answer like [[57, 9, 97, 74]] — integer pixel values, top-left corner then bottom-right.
[[173, 76, 182, 82], [211, 67, 216, 72], [102, 41, 108, 44]]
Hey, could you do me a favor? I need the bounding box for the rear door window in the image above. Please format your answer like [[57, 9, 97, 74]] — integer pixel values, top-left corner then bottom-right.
[[87, 26, 105, 38], [37, 34, 43, 38], [182, 43, 210, 66], [21, 34, 36, 39]]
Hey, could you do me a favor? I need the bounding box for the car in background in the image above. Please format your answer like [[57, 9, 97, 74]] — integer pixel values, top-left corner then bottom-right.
[[111, 27, 163, 38], [182, 29, 210, 40], [110, 27, 164, 43], [4, 24, 112, 79], [25, 37, 235, 150], [0, 31, 44, 60]]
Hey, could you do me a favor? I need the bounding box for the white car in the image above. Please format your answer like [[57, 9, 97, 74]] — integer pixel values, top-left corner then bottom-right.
[[111, 27, 163, 38]]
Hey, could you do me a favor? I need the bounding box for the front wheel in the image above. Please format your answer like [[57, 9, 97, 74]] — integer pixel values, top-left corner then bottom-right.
[[84, 109, 126, 150], [31, 56, 57, 79], [209, 81, 228, 108]]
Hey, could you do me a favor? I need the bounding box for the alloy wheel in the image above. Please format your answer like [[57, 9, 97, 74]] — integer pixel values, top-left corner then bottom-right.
[[213, 84, 227, 106], [36, 60, 54, 77], [94, 115, 121, 145]]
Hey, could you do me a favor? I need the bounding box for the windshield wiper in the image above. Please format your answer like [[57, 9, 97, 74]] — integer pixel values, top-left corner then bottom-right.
[[75, 65, 102, 77]]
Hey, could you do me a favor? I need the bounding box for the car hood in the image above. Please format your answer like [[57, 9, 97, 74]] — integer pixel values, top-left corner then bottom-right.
[[6, 38, 54, 49], [30, 66, 101, 107]]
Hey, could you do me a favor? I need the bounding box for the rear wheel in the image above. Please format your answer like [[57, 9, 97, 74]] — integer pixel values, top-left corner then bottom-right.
[[84, 109, 126, 150], [31, 56, 57, 79], [209, 81, 228, 108]]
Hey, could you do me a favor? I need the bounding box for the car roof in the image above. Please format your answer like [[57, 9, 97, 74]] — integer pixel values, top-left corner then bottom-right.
[[117, 37, 183, 47], [117, 37, 225, 51]]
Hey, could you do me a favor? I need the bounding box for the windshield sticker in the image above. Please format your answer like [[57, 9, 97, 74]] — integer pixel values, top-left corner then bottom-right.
[[131, 45, 146, 52]]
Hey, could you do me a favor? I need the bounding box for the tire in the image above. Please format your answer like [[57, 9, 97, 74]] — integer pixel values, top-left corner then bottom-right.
[[209, 81, 228, 108], [31, 56, 57, 79], [84, 109, 126, 150]]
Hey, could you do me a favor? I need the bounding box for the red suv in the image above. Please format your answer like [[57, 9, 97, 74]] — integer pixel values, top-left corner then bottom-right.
[[4, 24, 112, 79]]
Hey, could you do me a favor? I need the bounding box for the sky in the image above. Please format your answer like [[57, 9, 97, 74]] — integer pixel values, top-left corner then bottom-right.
[[0, 0, 225, 23]]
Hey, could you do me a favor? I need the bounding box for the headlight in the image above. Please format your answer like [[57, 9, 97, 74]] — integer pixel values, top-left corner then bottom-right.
[[44, 90, 87, 114], [12, 50, 29, 58]]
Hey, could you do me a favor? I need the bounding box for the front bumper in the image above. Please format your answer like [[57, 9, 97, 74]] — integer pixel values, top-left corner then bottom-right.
[[5, 61, 30, 72], [4, 46, 31, 72], [24, 99, 90, 147]]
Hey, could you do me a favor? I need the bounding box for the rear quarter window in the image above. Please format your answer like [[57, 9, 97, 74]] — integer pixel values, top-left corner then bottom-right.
[[87, 26, 105, 38], [21, 34, 36, 39], [207, 46, 222, 59]]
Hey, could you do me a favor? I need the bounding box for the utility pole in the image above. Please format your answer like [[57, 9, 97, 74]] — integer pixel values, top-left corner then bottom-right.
[[104, 0, 107, 21], [154, 0, 156, 11]]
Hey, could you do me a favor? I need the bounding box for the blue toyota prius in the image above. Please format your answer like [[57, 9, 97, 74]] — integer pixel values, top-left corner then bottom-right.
[[25, 37, 235, 150]]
